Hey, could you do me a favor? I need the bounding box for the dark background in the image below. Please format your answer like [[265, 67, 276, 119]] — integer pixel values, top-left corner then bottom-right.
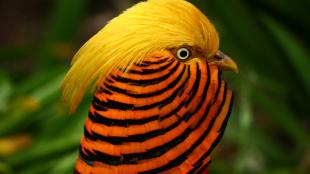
[[0, 0, 309, 173]]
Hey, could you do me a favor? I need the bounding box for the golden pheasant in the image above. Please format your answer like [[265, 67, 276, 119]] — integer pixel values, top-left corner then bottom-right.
[[62, 0, 238, 173]]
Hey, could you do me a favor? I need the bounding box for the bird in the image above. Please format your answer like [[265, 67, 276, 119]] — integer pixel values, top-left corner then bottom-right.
[[62, 0, 238, 173]]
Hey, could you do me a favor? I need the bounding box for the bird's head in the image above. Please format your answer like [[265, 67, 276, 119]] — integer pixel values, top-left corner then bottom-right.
[[62, 0, 238, 112]]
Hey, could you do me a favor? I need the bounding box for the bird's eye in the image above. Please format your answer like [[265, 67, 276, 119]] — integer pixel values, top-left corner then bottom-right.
[[176, 47, 191, 60]]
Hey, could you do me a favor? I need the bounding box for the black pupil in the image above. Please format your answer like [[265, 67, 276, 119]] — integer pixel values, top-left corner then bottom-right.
[[180, 50, 188, 58]]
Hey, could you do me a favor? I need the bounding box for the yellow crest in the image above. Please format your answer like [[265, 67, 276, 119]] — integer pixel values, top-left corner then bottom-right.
[[62, 0, 219, 112]]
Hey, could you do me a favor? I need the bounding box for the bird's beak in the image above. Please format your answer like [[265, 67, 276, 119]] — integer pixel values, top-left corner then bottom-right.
[[207, 50, 238, 72]]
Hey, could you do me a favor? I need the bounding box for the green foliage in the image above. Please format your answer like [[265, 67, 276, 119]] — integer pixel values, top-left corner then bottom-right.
[[0, 0, 309, 173]]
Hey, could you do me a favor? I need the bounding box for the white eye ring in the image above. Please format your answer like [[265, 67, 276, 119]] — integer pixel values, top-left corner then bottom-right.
[[176, 47, 191, 60]]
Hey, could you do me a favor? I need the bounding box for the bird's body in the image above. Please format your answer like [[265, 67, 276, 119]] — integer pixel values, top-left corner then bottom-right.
[[62, 0, 237, 173]]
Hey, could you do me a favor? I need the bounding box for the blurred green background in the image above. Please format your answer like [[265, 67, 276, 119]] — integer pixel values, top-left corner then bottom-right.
[[0, 0, 309, 173]]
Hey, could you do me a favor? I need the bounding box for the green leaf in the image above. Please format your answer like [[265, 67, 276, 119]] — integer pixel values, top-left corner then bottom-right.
[[253, 92, 309, 147], [0, 73, 13, 114], [261, 13, 310, 97]]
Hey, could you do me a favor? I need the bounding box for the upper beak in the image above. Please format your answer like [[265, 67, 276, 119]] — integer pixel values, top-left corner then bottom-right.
[[207, 50, 238, 72]]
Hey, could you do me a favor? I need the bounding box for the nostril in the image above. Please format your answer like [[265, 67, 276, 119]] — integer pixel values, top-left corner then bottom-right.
[[215, 51, 226, 60], [207, 51, 223, 63]]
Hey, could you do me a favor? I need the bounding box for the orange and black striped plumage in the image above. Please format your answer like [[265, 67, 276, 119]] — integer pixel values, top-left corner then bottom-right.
[[74, 53, 233, 174]]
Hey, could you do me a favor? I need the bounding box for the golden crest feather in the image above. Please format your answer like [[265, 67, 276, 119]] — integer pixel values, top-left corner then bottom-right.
[[62, 0, 219, 112]]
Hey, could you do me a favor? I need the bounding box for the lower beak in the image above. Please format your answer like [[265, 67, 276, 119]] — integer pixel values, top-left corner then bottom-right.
[[207, 50, 238, 72]]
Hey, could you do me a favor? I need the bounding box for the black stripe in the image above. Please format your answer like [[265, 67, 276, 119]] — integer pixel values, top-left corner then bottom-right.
[[159, 65, 194, 120], [214, 70, 222, 100], [128, 60, 174, 75], [189, 88, 231, 174], [139, 81, 226, 174], [190, 81, 226, 165], [187, 159, 211, 174], [141, 57, 169, 65], [82, 124, 190, 165], [163, 62, 210, 123], [184, 63, 201, 107], [82, 64, 223, 169], [81, 63, 229, 174], [219, 93, 233, 132], [91, 99, 108, 111], [98, 67, 186, 110], [98, 88, 112, 95], [93, 98, 134, 110], [84, 114, 183, 144], [182, 64, 214, 124], [193, 89, 232, 167], [79, 147, 94, 166], [104, 63, 184, 98], [133, 62, 149, 67], [79, 146, 138, 165], [86, 67, 189, 130], [89, 111, 159, 126], [84, 64, 206, 144], [84, 68, 191, 141], [178, 66, 190, 97], [196, 160, 212, 174], [84, 76, 195, 141], [110, 61, 180, 86]]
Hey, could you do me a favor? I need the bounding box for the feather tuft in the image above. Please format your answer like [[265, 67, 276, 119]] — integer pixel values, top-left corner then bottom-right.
[[62, 0, 219, 112]]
